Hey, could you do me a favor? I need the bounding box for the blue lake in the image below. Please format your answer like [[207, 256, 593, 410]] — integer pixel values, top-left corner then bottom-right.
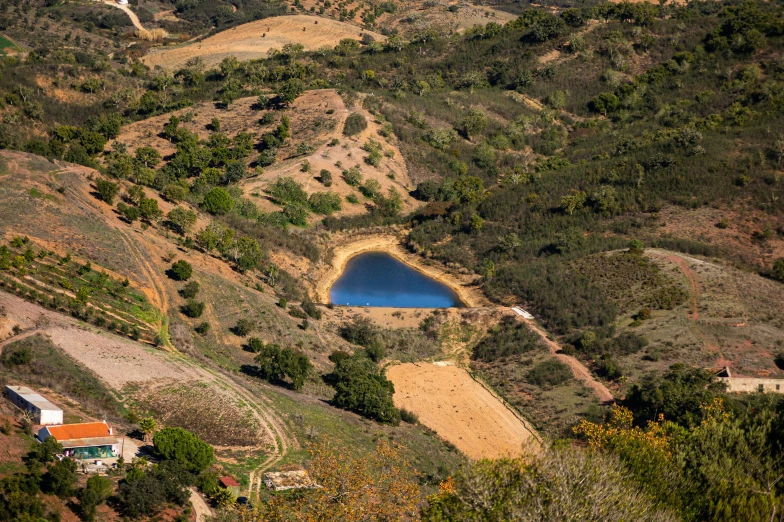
[[329, 252, 464, 308]]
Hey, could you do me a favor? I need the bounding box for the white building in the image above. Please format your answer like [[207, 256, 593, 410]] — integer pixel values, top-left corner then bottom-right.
[[5, 385, 63, 425]]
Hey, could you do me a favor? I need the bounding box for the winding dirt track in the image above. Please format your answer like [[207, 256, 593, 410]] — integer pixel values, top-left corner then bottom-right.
[[102, 1, 146, 32], [519, 317, 614, 404]]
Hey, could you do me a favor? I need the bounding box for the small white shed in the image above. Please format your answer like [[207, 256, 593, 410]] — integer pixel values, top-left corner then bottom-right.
[[4, 385, 63, 425]]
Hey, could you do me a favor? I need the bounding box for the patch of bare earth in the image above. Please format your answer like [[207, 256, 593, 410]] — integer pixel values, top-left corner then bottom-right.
[[386, 362, 539, 460], [142, 15, 385, 70], [659, 205, 784, 270]]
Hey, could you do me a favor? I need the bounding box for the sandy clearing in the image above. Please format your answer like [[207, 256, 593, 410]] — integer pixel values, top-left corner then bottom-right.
[[315, 234, 487, 307], [387, 362, 539, 459], [0, 292, 200, 388], [142, 15, 385, 70]]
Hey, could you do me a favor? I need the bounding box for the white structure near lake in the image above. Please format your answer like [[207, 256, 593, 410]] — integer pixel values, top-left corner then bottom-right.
[[4, 385, 63, 425]]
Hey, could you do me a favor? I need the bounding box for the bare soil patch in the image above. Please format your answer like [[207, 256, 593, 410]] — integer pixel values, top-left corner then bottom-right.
[[659, 205, 784, 270], [386, 362, 539, 460], [142, 15, 385, 70]]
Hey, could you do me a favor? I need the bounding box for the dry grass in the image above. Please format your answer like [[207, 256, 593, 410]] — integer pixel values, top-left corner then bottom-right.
[[136, 28, 169, 42]]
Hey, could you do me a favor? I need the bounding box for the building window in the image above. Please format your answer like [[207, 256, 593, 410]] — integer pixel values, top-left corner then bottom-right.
[[759, 384, 765, 393], [777, 384, 780, 391]]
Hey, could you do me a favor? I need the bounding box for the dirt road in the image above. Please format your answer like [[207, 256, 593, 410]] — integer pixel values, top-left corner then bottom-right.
[[189, 488, 213, 522], [143, 15, 385, 70], [386, 362, 539, 460], [517, 316, 615, 404], [102, 1, 145, 32]]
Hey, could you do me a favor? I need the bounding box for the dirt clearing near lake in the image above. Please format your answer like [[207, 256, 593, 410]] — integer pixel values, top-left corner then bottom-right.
[[142, 15, 385, 70], [386, 362, 539, 460]]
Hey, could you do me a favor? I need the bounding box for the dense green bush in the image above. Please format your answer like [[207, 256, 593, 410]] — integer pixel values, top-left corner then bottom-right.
[[525, 359, 572, 387], [473, 317, 544, 361], [326, 351, 400, 424], [202, 188, 234, 215], [152, 427, 214, 472], [168, 260, 193, 281], [343, 113, 368, 136], [253, 343, 312, 390]]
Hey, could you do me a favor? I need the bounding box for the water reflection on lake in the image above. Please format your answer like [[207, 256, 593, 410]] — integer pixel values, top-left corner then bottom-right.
[[329, 252, 464, 308]]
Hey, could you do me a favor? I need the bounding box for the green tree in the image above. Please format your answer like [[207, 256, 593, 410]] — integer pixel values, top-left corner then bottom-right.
[[166, 207, 197, 236], [623, 364, 726, 426], [138, 417, 157, 443], [45, 457, 77, 498], [254, 344, 312, 390], [328, 352, 400, 424], [152, 427, 214, 472], [139, 198, 163, 222], [77, 475, 113, 521], [460, 108, 488, 140], [277, 78, 305, 106], [168, 260, 193, 281], [95, 179, 119, 204], [202, 188, 234, 215], [180, 300, 205, 318]]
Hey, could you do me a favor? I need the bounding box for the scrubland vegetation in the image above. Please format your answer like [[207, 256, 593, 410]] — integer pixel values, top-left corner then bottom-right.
[[1, 0, 784, 519]]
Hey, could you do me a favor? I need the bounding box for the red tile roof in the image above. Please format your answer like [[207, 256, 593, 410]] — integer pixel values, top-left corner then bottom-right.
[[46, 422, 111, 441], [220, 476, 239, 488]]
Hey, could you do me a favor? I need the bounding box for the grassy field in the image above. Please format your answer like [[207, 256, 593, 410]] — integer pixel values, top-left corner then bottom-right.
[[0, 34, 24, 55]]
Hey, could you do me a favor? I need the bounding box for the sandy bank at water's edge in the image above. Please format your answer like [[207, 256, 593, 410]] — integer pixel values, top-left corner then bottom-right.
[[314, 234, 488, 308]]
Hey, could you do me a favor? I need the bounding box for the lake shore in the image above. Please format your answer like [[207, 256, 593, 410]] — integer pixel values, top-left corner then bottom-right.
[[314, 234, 488, 308]]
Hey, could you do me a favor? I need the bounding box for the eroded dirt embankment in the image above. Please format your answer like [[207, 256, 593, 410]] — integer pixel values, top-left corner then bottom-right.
[[315, 234, 488, 308]]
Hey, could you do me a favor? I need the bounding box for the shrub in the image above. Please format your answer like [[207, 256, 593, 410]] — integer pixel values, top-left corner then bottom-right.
[[161, 184, 187, 203], [202, 187, 234, 215], [343, 113, 368, 136], [308, 191, 342, 214], [1, 346, 33, 366], [319, 169, 333, 186], [195, 322, 211, 335], [340, 316, 377, 347], [245, 337, 265, 353], [95, 178, 119, 204], [473, 318, 543, 361], [117, 202, 141, 222], [180, 300, 205, 318], [254, 344, 312, 390], [526, 360, 572, 387], [153, 427, 214, 472], [168, 260, 193, 281], [232, 318, 255, 336], [400, 408, 419, 424], [179, 281, 200, 299], [773, 258, 784, 282]]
